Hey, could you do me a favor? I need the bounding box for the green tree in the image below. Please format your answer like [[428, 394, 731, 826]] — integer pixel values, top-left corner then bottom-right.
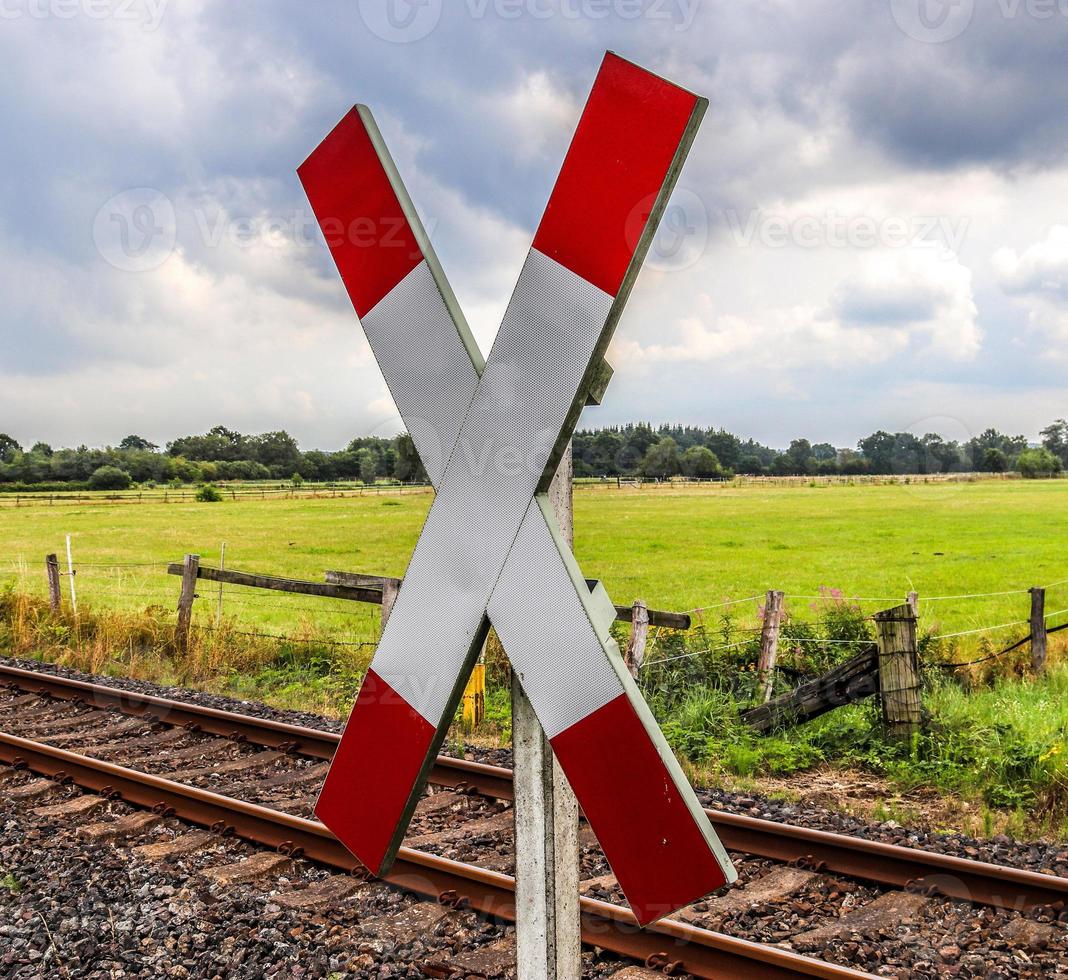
[[1017, 447, 1061, 478], [981, 447, 1008, 473], [252, 431, 301, 475], [0, 434, 21, 464], [858, 431, 895, 473], [640, 437, 680, 479], [88, 465, 132, 490], [680, 445, 722, 479], [358, 448, 378, 485], [393, 434, 428, 483], [119, 434, 157, 452], [1041, 419, 1068, 468], [785, 438, 813, 474]]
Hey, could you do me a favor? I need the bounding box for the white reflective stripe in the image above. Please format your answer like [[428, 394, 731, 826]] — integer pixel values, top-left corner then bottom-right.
[[362, 260, 481, 486], [367, 250, 613, 724], [489, 496, 622, 739]]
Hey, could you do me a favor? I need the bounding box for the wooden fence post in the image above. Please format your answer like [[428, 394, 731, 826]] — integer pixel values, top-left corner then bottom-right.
[[45, 554, 61, 614], [624, 599, 649, 678], [757, 590, 785, 703], [380, 578, 399, 629], [65, 534, 77, 618], [906, 591, 919, 616], [874, 603, 921, 740], [175, 554, 200, 651], [1030, 587, 1047, 675]]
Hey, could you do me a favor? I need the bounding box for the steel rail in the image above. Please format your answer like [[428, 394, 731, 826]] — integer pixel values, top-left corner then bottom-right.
[[0, 730, 875, 980], [0, 663, 511, 795], [3, 662, 1066, 913]]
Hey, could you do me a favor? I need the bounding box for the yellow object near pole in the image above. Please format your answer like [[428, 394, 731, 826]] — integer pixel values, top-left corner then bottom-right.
[[462, 662, 486, 729]]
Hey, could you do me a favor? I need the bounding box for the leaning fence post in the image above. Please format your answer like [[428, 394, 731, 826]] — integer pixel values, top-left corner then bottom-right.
[[757, 590, 785, 703], [380, 578, 400, 630], [175, 553, 200, 651], [1030, 586, 1047, 675], [874, 603, 921, 739], [45, 554, 61, 614], [624, 599, 649, 678]]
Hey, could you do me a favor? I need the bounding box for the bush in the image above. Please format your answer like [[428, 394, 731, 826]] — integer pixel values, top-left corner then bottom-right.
[[88, 465, 132, 491], [291, 472, 304, 487], [195, 483, 223, 502], [1017, 447, 1061, 479]]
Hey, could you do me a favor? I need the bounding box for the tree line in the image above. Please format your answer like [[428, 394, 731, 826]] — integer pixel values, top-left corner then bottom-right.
[[572, 423, 1065, 479], [0, 419, 1065, 490], [0, 427, 428, 490]]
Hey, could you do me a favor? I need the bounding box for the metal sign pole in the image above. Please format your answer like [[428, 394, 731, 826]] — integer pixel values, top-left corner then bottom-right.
[[513, 445, 581, 978]]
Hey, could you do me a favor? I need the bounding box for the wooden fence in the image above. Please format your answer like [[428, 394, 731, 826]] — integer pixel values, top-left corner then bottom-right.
[[27, 549, 1063, 737]]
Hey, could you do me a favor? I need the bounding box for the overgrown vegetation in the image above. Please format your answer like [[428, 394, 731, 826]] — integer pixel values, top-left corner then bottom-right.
[[2, 583, 1065, 838], [0, 588, 371, 718]]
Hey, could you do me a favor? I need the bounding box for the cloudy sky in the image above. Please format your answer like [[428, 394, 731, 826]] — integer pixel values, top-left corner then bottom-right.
[[2, 0, 1067, 451]]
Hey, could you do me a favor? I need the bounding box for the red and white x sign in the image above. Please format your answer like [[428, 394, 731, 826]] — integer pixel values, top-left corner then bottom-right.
[[299, 52, 736, 926]]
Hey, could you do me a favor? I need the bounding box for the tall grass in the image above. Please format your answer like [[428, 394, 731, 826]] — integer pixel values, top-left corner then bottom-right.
[[0, 586, 372, 717], [625, 595, 1068, 837]]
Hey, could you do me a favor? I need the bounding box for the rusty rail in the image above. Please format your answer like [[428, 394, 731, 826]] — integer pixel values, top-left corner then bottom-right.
[[2, 662, 1066, 914], [0, 730, 875, 980]]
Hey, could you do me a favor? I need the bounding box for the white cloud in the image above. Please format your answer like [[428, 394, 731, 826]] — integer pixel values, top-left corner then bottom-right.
[[614, 247, 980, 371], [994, 226, 1068, 351], [995, 225, 1068, 300]]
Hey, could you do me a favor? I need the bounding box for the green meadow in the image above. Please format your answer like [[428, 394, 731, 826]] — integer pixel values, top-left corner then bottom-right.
[[2, 478, 1066, 646]]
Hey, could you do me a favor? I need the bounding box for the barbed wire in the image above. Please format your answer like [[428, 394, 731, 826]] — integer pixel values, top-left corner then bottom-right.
[[188, 623, 374, 648], [684, 595, 763, 613], [928, 607, 1068, 641], [920, 588, 1031, 601], [784, 594, 901, 603]]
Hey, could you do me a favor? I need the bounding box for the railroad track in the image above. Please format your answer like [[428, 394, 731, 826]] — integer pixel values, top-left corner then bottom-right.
[[1, 661, 1065, 978]]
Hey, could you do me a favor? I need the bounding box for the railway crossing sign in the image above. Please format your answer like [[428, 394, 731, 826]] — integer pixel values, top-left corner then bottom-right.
[[299, 51, 737, 927]]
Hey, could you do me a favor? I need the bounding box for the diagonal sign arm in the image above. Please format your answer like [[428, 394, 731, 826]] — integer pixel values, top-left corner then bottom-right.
[[299, 52, 736, 925]]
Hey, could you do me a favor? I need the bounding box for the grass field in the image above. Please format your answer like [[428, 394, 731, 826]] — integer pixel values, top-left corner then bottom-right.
[[2, 478, 1067, 648], [3, 477, 1067, 835]]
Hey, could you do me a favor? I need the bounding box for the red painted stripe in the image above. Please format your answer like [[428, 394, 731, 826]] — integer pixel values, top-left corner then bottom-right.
[[532, 52, 700, 297], [550, 693, 730, 926], [298, 107, 423, 318], [315, 668, 435, 875]]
